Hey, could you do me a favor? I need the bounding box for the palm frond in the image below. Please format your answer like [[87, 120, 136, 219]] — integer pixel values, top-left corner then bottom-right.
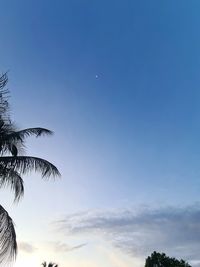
[[0, 73, 8, 89], [0, 128, 53, 153], [0, 205, 17, 263], [0, 120, 14, 135], [7, 128, 53, 141], [0, 120, 17, 154], [0, 166, 24, 202], [0, 73, 10, 120], [0, 73, 61, 264], [0, 156, 61, 178]]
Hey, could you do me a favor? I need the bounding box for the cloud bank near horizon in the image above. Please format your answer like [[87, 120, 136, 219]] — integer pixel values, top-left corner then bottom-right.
[[50, 241, 87, 253], [54, 204, 200, 265]]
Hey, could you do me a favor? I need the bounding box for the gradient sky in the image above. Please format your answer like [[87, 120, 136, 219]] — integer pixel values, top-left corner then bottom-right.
[[0, 1, 200, 267]]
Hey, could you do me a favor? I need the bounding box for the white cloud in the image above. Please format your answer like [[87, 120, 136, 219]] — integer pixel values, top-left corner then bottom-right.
[[18, 242, 37, 253], [50, 241, 87, 253], [53, 204, 200, 265]]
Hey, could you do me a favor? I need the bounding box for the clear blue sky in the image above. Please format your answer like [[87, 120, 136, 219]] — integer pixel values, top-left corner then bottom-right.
[[0, 1, 200, 267]]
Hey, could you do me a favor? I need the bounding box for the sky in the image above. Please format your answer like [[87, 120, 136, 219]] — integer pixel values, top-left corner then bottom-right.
[[0, 0, 200, 267]]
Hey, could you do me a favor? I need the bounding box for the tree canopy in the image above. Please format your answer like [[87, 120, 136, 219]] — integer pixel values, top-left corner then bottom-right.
[[145, 251, 191, 267]]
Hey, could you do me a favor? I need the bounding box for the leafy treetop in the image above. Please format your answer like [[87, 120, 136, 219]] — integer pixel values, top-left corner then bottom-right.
[[145, 251, 191, 267]]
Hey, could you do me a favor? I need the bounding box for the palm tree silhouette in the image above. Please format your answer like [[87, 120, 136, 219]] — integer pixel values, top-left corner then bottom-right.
[[42, 262, 59, 267], [0, 73, 60, 263]]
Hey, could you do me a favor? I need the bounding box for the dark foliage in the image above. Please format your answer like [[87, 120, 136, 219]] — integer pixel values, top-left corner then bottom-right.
[[42, 261, 59, 267], [145, 251, 191, 267], [0, 73, 60, 263]]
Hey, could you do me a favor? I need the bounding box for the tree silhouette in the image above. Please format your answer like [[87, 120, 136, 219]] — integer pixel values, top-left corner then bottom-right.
[[42, 261, 59, 267], [145, 251, 191, 267], [0, 73, 60, 263]]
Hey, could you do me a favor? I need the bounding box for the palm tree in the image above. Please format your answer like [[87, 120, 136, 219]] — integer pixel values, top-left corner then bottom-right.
[[0, 73, 60, 263], [42, 261, 59, 267]]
